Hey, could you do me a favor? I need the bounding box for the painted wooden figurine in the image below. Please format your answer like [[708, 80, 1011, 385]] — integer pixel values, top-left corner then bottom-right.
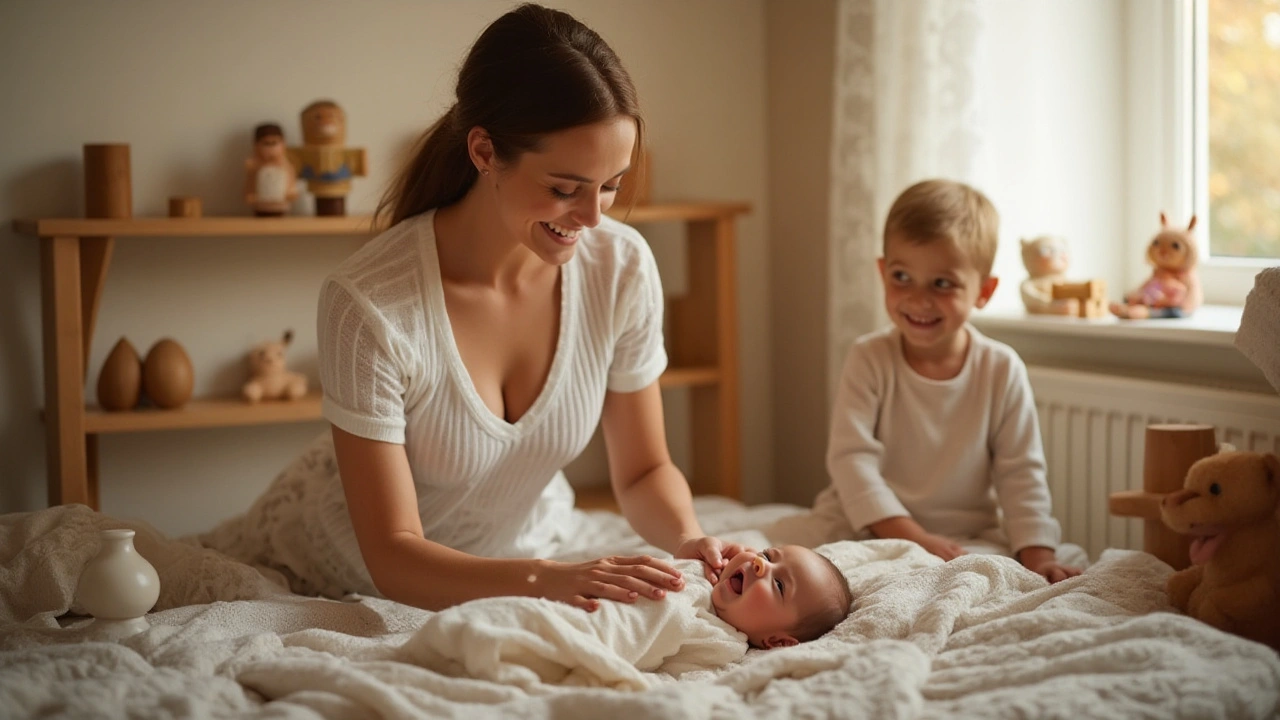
[[288, 100, 367, 216], [1110, 213, 1203, 319], [245, 122, 299, 217]]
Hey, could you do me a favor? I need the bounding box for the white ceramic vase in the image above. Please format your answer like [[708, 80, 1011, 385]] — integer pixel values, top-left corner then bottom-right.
[[74, 528, 160, 639]]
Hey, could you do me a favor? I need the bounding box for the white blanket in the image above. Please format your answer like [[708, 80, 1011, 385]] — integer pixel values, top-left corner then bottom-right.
[[2, 503, 1279, 719], [401, 559, 745, 691]]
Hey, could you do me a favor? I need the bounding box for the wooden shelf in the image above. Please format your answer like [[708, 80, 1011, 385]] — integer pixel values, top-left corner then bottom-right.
[[76, 366, 717, 436], [12, 215, 378, 238], [18, 199, 749, 509], [659, 366, 720, 388], [11, 201, 751, 240], [85, 393, 324, 434]]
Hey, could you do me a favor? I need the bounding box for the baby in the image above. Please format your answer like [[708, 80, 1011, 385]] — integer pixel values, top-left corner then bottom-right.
[[401, 545, 853, 689]]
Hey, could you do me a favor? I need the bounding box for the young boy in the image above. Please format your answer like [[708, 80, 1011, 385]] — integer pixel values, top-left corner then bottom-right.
[[406, 545, 853, 688], [811, 179, 1081, 584]]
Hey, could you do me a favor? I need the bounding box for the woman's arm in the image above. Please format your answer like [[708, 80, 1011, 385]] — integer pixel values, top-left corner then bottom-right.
[[333, 426, 685, 611], [600, 382, 705, 552], [600, 382, 750, 580]]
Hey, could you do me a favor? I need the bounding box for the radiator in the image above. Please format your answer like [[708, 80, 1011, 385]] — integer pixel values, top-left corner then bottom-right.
[[1028, 366, 1280, 560]]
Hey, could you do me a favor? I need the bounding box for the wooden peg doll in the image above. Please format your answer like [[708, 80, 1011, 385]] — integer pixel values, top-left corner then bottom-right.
[[245, 122, 299, 217], [288, 100, 368, 216]]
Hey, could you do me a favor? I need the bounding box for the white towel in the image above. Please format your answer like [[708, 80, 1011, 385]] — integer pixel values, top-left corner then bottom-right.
[[1236, 267, 1280, 394], [397, 559, 747, 690]]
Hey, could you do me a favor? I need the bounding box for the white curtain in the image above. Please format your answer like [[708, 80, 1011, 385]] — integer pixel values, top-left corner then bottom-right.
[[827, 0, 986, 392]]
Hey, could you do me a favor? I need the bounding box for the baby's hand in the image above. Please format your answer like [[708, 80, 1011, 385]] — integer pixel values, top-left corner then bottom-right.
[[675, 536, 752, 583], [916, 534, 967, 561], [1018, 546, 1081, 584]]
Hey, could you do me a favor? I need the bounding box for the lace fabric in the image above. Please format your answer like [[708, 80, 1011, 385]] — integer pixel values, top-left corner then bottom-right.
[[828, 0, 985, 394]]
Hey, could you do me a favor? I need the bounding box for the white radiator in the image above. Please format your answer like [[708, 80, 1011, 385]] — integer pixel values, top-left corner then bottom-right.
[[1028, 366, 1280, 560]]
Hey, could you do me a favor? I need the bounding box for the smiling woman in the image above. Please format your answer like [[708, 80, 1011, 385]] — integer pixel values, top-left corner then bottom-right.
[[201, 2, 751, 615]]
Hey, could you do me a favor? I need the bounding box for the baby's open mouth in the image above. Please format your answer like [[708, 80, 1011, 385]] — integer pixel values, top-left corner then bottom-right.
[[728, 569, 744, 594]]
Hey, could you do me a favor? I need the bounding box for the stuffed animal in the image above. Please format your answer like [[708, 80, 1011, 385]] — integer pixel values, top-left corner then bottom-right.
[[1111, 212, 1203, 319], [242, 330, 308, 403], [1020, 236, 1076, 315], [1160, 450, 1280, 650]]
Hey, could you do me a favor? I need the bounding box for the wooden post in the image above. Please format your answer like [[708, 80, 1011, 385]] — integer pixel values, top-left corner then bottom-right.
[[1109, 423, 1217, 570]]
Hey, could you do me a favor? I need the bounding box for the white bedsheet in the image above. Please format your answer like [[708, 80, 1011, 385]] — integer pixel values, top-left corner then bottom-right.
[[2, 503, 1278, 719]]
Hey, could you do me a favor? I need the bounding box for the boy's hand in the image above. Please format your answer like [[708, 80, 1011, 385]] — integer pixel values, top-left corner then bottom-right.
[[869, 517, 966, 561], [1018, 546, 1082, 583], [916, 533, 967, 561], [675, 536, 753, 583]]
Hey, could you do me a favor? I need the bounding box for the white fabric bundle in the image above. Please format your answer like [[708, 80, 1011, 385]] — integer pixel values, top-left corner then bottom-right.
[[1236, 267, 1280, 394]]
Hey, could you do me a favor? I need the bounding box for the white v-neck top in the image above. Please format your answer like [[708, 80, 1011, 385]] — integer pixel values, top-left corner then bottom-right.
[[314, 210, 667, 564]]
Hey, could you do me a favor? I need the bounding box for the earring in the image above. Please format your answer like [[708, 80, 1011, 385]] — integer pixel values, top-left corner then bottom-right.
[[480, 168, 490, 176]]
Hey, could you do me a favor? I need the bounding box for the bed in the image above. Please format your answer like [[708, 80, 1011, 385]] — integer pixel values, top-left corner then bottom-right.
[[2, 498, 1277, 719]]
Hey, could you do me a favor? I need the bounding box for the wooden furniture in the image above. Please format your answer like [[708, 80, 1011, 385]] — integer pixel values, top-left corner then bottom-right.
[[13, 201, 748, 512], [1108, 423, 1218, 570]]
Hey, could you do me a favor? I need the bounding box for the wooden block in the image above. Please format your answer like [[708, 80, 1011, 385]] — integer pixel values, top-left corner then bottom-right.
[[83, 144, 131, 219], [1080, 298, 1106, 318], [168, 196, 202, 218], [1051, 279, 1105, 301]]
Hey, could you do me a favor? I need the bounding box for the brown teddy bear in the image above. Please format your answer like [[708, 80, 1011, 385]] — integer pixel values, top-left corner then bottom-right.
[[1160, 450, 1280, 650], [242, 330, 308, 403]]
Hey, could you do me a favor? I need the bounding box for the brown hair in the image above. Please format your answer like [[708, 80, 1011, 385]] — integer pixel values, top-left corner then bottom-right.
[[790, 552, 854, 643], [884, 179, 1000, 277], [376, 3, 644, 227]]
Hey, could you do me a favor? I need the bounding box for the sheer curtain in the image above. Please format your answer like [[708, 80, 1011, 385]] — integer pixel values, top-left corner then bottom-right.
[[827, 0, 986, 391]]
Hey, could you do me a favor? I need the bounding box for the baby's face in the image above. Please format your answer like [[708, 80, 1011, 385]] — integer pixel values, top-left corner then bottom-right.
[[710, 545, 835, 649]]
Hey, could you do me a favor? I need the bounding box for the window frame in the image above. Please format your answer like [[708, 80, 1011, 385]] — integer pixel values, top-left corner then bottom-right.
[[1125, 0, 1276, 307]]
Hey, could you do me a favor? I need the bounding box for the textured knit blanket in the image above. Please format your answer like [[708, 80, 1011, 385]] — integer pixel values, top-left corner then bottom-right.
[[2, 502, 1278, 719]]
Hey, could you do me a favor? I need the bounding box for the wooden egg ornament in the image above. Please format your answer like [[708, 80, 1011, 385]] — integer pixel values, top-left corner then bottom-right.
[[96, 337, 142, 411], [142, 338, 194, 409]]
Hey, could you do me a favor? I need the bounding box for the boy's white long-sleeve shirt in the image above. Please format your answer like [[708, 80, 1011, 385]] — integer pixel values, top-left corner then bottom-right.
[[813, 325, 1061, 553]]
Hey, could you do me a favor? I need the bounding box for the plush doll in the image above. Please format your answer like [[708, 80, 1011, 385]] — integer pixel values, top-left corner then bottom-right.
[[1110, 213, 1203, 319], [242, 330, 308, 403], [1160, 450, 1280, 651]]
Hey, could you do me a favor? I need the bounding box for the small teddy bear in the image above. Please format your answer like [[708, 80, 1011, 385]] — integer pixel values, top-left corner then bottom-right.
[[1160, 450, 1280, 651], [1019, 236, 1077, 316], [242, 330, 308, 403]]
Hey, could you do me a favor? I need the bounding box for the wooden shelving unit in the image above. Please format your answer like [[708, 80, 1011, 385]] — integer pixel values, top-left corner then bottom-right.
[[14, 201, 749, 511]]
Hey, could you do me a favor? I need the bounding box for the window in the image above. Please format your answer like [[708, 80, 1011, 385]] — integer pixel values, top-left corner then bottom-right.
[[1201, 0, 1280, 260], [1126, 0, 1278, 306]]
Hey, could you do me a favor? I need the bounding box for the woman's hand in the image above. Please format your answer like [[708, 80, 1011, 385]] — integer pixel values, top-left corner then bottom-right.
[[534, 555, 686, 612], [674, 536, 754, 583]]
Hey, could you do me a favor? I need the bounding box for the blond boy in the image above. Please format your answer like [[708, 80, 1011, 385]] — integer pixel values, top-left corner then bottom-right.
[[812, 179, 1080, 583]]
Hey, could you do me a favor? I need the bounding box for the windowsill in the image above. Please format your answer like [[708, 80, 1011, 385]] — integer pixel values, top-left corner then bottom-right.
[[971, 304, 1242, 349]]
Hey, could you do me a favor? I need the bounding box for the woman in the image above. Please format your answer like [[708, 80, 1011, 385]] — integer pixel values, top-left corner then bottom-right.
[[205, 3, 746, 612]]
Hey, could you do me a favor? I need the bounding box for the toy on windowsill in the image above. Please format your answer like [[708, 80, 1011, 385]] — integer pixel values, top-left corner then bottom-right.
[[1160, 450, 1280, 651], [1019, 236, 1107, 318], [245, 122, 298, 217], [242, 330, 308, 403], [1110, 213, 1203, 319], [288, 100, 367, 217]]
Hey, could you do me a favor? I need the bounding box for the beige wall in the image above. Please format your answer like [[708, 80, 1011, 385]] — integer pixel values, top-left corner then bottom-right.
[[0, 0, 772, 535], [765, 0, 838, 506]]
